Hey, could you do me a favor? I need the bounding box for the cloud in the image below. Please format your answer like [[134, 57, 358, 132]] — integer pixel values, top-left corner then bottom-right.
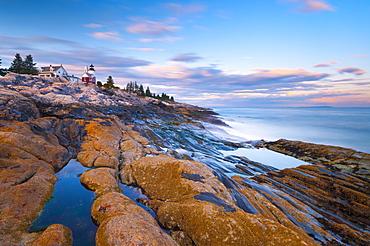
[[337, 67, 367, 75], [165, 3, 207, 16], [125, 48, 164, 51], [89, 32, 122, 42], [125, 18, 182, 36], [312, 61, 338, 67], [285, 0, 334, 13], [84, 23, 103, 28], [171, 53, 203, 63], [353, 54, 369, 57], [127, 65, 331, 95], [0, 35, 150, 69], [216, 10, 232, 19], [139, 37, 183, 43]]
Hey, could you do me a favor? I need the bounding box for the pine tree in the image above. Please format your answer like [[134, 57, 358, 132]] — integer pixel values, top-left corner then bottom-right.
[[9, 53, 23, 74], [138, 84, 144, 95], [145, 86, 152, 97], [0, 58, 6, 76], [22, 54, 38, 75], [104, 76, 114, 88]]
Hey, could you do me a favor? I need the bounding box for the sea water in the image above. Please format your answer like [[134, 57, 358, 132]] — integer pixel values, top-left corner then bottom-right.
[[213, 107, 370, 154]]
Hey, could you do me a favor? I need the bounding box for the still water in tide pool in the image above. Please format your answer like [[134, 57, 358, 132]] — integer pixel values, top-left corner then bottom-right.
[[29, 159, 155, 246], [29, 159, 97, 245]]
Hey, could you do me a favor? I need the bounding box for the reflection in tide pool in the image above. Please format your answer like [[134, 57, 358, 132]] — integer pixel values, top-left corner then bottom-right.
[[29, 159, 96, 246], [120, 184, 156, 218], [220, 147, 309, 170]]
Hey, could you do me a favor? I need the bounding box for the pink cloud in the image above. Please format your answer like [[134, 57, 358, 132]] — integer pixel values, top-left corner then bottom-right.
[[285, 0, 334, 13], [139, 37, 183, 43], [126, 18, 182, 36], [353, 54, 369, 57], [312, 61, 338, 67], [165, 3, 206, 16], [337, 67, 367, 75], [125, 48, 164, 51], [84, 23, 103, 28], [89, 32, 122, 42]]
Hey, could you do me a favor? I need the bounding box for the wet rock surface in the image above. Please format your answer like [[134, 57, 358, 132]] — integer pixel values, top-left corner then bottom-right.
[[1, 73, 369, 245], [92, 192, 177, 246], [260, 139, 370, 176], [28, 224, 73, 246], [122, 155, 318, 245], [0, 120, 66, 244]]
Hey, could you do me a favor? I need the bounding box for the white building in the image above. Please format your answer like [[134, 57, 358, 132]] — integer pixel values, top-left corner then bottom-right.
[[38, 65, 81, 82]]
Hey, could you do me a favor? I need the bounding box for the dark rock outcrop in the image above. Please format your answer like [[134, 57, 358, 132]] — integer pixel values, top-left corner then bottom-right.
[[260, 139, 370, 176]]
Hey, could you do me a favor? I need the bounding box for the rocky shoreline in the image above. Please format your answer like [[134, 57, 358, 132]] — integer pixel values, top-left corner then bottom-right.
[[0, 73, 369, 245]]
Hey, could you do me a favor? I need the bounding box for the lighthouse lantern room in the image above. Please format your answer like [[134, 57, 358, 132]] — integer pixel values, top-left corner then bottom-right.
[[82, 64, 96, 84]]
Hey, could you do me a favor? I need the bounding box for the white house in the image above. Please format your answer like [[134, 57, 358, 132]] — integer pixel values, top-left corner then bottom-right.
[[38, 64, 81, 82]]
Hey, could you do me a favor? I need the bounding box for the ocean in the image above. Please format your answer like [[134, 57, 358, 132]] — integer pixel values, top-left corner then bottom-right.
[[212, 107, 370, 154]]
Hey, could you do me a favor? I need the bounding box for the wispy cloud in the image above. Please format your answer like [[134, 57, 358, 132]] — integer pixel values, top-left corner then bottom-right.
[[89, 32, 122, 42], [165, 3, 207, 16], [337, 67, 367, 75], [84, 23, 103, 28], [129, 65, 331, 93], [171, 53, 203, 63], [125, 48, 164, 51], [353, 54, 369, 57], [312, 61, 338, 67], [139, 37, 183, 43], [284, 0, 335, 13], [126, 18, 182, 36], [0, 35, 150, 68]]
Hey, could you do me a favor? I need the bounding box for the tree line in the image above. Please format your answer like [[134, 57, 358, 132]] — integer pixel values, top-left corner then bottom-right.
[[124, 81, 174, 101], [97, 79, 174, 101], [0, 53, 38, 76]]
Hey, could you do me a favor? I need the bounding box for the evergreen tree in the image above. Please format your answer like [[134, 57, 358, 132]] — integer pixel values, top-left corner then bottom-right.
[[22, 54, 38, 75], [97, 81, 102, 87], [8, 53, 23, 74], [0, 58, 6, 76], [126, 81, 134, 92], [138, 84, 144, 95], [145, 86, 152, 97], [104, 76, 115, 88]]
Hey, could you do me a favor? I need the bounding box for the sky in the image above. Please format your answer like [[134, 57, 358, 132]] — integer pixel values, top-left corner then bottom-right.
[[1, 0, 369, 107]]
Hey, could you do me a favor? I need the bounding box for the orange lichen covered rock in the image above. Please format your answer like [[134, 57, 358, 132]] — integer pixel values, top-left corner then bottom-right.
[[157, 199, 316, 246], [121, 155, 318, 245], [96, 214, 178, 246], [77, 119, 122, 168], [29, 224, 72, 246], [92, 192, 178, 245], [0, 120, 70, 171], [80, 168, 121, 196], [91, 192, 154, 225], [121, 155, 233, 203], [0, 119, 70, 245]]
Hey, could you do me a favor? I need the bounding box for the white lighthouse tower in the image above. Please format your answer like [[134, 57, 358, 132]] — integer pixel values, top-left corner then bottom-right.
[[82, 64, 96, 84]]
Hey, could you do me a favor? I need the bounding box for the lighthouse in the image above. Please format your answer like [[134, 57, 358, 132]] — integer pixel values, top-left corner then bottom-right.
[[82, 64, 96, 84]]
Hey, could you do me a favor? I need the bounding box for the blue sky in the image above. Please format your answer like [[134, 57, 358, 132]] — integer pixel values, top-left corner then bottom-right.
[[1, 0, 369, 107]]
